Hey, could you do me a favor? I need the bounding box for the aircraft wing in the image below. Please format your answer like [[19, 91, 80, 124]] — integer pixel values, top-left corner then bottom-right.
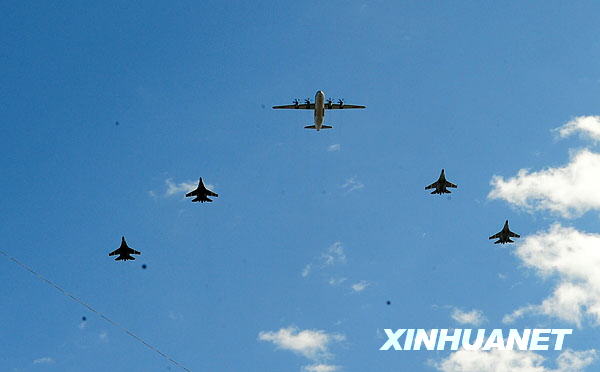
[[509, 231, 520, 238], [127, 247, 141, 255], [272, 104, 314, 109], [489, 232, 501, 240], [425, 181, 439, 190], [207, 190, 218, 197], [108, 248, 120, 256], [185, 189, 199, 197], [445, 181, 458, 188], [326, 104, 366, 109]]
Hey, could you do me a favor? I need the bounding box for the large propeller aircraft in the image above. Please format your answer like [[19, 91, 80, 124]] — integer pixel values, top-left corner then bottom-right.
[[273, 91, 365, 131]]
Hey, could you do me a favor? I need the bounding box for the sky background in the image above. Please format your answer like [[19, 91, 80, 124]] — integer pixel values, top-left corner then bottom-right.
[[2, 1, 600, 371]]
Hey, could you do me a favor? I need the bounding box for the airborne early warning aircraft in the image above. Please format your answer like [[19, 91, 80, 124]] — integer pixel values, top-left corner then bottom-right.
[[185, 177, 218, 203], [425, 169, 458, 194], [272, 91, 365, 131], [109, 236, 141, 261], [489, 220, 520, 244]]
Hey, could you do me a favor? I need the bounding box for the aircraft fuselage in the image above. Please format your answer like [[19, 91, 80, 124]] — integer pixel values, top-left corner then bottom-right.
[[313, 90, 325, 130]]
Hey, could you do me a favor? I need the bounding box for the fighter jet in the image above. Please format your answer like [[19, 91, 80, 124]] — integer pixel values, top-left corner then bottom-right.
[[489, 220, 521, 244], [109, 236, 141, 261], [272, 91, 365, 131], [185, 177, 218, 203], [425, 169, 458, 194]]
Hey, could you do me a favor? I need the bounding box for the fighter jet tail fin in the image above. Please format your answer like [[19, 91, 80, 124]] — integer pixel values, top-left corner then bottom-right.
[[304, 125, 316, 129], [321, 125, 332, 129]]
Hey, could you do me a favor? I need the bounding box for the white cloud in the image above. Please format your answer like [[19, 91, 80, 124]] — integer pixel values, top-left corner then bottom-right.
[[503, 224, 600, 327], [327, 144, 341, 152], [321, 242, 346, 266], [451, 308, 487, 326], [258, 326, 345, 361], [99, 331, 109, 342], [328, 277, 347, 286], [301, 242, 346, 278], [555, 116, 600, 142], [165, 179, 198, 196], [488, 149, 600, 218], [351, 280, 370, 292], [33, 357, 54, 364], [303, 364, 340, 372], [434, 349, 596, 372], [341, 177, 364, 193], [302, 242, 372, 293], [302, 264, 312, 278]]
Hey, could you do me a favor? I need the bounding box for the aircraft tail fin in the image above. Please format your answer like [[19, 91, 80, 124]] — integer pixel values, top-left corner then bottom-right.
[[304, 125, 316, 129], [321, 125, 332, 129]]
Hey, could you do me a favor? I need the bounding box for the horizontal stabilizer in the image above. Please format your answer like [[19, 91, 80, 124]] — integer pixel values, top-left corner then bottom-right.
[[321, 125, 332, 129], [304, 125, 317, 129], [115, 255, 135, 261]]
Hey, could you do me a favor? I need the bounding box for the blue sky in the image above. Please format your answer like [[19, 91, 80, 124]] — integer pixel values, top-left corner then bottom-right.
[[3, 1, 600, 371]]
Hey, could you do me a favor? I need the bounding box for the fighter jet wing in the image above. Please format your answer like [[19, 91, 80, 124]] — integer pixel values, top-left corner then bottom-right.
[[109, 247, 140, 256], [206, 190, 218, 197], [108, 248, 120, 256], [444, 181, 458, 188], [509, 231, 520, 238], [185, 189, 199, 197], [326, 104, 366, 109], [489, 232, 502, 240], [425, 181, 439, 190], [272, 104, 314, 109], [126, 247, 141, 255]]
